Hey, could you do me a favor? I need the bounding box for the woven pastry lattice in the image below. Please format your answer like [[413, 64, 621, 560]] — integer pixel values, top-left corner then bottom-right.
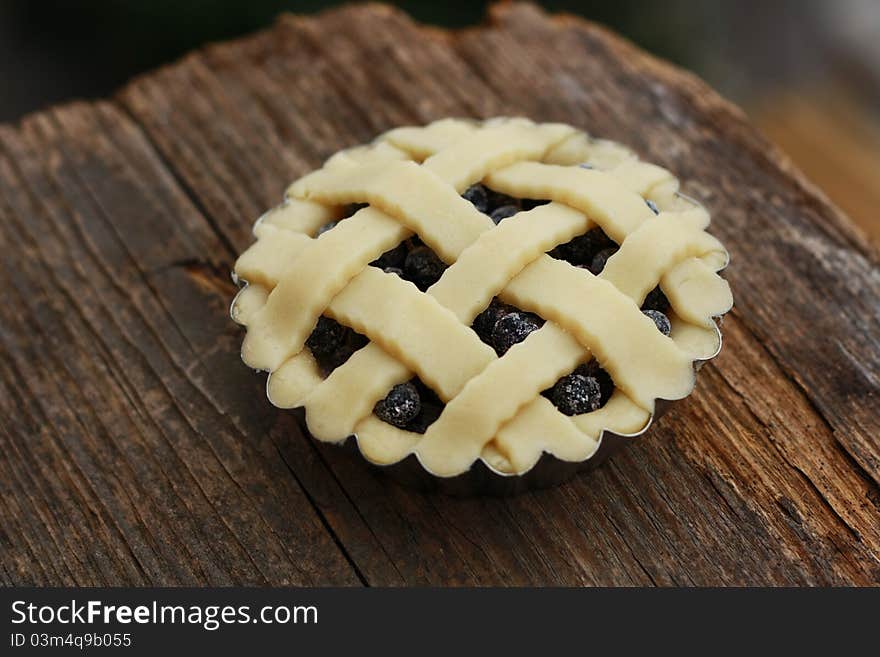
[[232, 118, 732, 477]]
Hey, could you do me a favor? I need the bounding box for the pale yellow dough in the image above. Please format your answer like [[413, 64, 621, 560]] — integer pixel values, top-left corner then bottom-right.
[[232, 117, 733, 477]]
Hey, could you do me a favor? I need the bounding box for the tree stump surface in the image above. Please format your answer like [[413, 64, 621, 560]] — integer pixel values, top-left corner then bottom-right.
[[1, 2, 878, 586]]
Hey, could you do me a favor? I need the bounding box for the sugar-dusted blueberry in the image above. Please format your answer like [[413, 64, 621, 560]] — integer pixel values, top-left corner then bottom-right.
[[590, 247, 618, 274], [576, 360, 614, 406], [490, 204, 519, 224], [642, 286, 669, 313], [305, 316, 349, 358], [472, 298, 513, 344], [643, 309, 672, 336], [645, 199, 660, 215], [316, 221, 337, 236], [374, 381, 421, 428], [383, 266, 404, 277], [371, 242, 408, 269], [492, 311, 542, 355], [461, 183, 490, 213], [549, 373, 602, 416], [404, 246, 447, 290]]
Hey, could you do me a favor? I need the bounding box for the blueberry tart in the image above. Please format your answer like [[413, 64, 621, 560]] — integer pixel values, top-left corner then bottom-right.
[[231, 117, 732, 490]]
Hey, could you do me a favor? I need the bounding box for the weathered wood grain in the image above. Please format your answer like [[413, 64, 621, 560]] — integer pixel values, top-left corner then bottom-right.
[[1, 2, 878, 586]]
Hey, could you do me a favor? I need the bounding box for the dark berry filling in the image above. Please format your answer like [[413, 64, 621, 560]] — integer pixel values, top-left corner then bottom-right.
[[550, 227, 616, 267], [370, 242, 408, 269], [370, 377, 446, 434], [489, 204, 519, 224], [485, 187, 520, 210], [404, 246, 448, 290], [641, 286, 669, 313], [402, 378, 445, 434], [305, 316, 368, 375], [462, 184, 490, 213], [643, 309, 671, 336], [472, 298, 514, 346], [345, 202, 368, 216], [373, 381, 421, 428], [491, 311, 543, 355], [521, 198, 550, 211], [645, 199, 660, 215], [305, 316, 349, 359], [590, 247, 618, 275], [542, 359, 613, 415], [576, 360, 614, 406], [462, 183, 549, 221], [547, 373, 602, 416]]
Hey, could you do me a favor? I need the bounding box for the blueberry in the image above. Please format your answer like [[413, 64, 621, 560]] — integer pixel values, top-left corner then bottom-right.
[[643, 309, 671, 336], [590, 247, 618, 274], [316, 221, 337, 236], [551, 228, 615, 265], [371, 242, 408, 269], [461, 184, 490, 213], [374, 382, 421, 428], [472, 298, 513, 344], [404, 246, 447, 290], [549, 373, 602, 416], [645, 199, 660, 215], [492, 311, 542, 355], [305, 316, 349, 358], [383, 267, 404, 277], [575, 360, 614, 405], [303, 316, 369, 373], [490, 204, 519, 224], [642, 286, 669, 313]]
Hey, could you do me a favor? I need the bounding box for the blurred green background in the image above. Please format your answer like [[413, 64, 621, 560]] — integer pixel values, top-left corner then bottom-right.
[[1, 0, 879, 242], [3, 0, 874, 118]]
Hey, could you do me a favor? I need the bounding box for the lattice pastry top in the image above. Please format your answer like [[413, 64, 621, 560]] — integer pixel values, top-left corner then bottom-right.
[[231, 117, 732, 478]]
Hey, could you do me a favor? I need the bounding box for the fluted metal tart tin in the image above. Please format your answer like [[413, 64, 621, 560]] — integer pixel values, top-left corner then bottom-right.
[[233, 191, 727, 496]]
